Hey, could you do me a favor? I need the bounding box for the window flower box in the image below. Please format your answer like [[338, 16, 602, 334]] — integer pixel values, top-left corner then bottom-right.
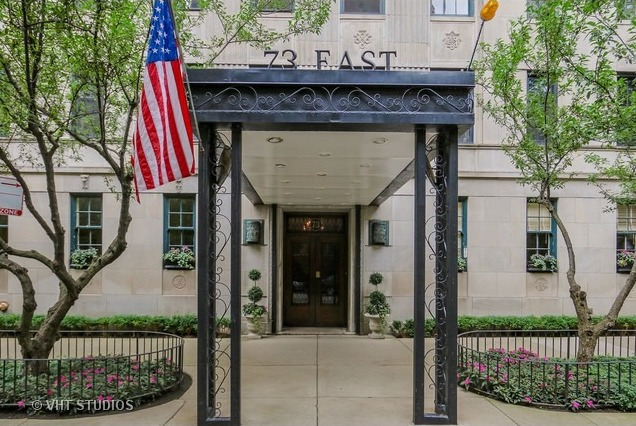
[[163, 246, 195, 270], [617, 250, 635, 274], [70, 247, 98, 269], [527, 254, 557, 273]]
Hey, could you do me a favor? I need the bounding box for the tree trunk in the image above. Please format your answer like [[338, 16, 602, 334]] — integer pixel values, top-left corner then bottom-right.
[[19, 289, 77, 375], [21, 346, 54, 376], [576, 326, 599, 362]]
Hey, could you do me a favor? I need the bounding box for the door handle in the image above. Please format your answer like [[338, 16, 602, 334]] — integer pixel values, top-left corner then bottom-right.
[[315, 271, 320, 278]]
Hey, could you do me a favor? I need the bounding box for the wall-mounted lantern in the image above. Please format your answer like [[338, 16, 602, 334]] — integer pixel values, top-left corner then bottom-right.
[[243, 219, 264, 245], [369, 220, 389, 246]]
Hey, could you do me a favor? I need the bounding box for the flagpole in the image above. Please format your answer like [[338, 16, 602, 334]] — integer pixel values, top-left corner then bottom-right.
[[167, 0, 203, 153]]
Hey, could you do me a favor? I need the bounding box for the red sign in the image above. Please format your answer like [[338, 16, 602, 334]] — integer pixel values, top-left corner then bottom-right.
[[0, 176, 24, 216]]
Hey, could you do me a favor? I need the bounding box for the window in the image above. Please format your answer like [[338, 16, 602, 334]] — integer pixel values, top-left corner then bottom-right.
[[619, 74, 635, 105], [617, 205, 636, 272], [70, 87, 100, 138], [458, 199, 467, 271], [164, 196, 196, 253], [431, 0, 473, 16], [526, 0, 543, 18], [258, 0, 294, 12], [341, 0, 384, 14], [458, 125, 474, 144], [527, 73, 558, 144], [617, 74, 635, 145], [0, 215, 7, 243], [621, 0, 636, 19], [526, 200, 557, 270], [71, 195, 102, 253]]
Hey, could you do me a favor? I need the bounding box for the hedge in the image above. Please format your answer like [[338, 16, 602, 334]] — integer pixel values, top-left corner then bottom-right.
[[391, 315, 636, 338], [0, 314, 198, 337], [2, 314, 636, 338]]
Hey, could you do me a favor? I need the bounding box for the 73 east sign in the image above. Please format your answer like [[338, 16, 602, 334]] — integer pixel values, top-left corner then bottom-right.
[[263, 49, 398, 70]]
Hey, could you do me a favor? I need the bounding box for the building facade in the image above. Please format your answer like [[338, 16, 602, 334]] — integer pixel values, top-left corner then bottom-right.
[[1, 0, 635, 334]]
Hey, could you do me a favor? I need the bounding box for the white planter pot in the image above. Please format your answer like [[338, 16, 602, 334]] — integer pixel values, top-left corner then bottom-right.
[[244, 314, 263, 339], [365, 313, 385, 339]]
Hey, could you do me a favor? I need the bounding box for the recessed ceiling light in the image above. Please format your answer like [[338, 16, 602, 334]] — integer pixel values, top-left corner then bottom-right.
[[351, 180, 361, 184], [317, 172, 327, 176], [319, 152, 332, 157], [267, 136, 283, 144], [280, 180, 290, 184], [283, 192, 292, 196], [316, 187, 326, 190], [275, 163, 286, 168], [286, 202, 294, 205], [344, 193, 351, 196], [314, 197, 322, 200], [360, 164, 371, 168], [373, 138, 387, 144]]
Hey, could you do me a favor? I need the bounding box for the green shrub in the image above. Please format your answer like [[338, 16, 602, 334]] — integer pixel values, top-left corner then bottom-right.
[[390, 315, 636, 337], [248, 286, 264, 303]]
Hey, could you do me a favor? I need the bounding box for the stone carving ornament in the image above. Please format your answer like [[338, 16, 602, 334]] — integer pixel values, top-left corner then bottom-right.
[[534, 278, 548, 292], [443, 31, 462, 50], [353, 30, 372, 49], [173, 275, 186, 289]]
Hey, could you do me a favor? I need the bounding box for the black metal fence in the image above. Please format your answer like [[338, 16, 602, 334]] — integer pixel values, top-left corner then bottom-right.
[[458, 330, 636, 410], [0, 331, 184, 411]]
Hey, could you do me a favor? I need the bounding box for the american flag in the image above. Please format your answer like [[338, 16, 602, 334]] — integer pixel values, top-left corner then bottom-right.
[[132, 0, 194, 195]]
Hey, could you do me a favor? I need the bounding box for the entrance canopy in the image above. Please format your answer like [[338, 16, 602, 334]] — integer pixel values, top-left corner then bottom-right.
[[191, 68, 474, 425], [188, 69, 474, 206]]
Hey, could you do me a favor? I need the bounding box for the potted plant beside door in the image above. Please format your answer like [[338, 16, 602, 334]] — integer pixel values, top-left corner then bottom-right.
[[242, 269, 267, 339], [364, 272, 391, 339]]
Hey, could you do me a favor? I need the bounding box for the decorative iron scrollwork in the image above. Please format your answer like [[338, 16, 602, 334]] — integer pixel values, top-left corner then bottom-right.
[[193, 85, 473, 116]]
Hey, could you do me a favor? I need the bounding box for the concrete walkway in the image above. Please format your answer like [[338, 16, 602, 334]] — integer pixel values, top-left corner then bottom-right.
[[3, 335, 636, 425]]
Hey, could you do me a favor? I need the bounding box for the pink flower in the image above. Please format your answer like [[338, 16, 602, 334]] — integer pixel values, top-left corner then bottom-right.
[[524, 396, 532, 403], [586, 400, 595, 408], [132, 364, 139, 371], [126, 375, 134, 382], [17, 400, 25, 408], [572, 400, 581, 409], [47, 389, 53, 397], [86, 382, 92, 389], [107, 374, 118, 384], [97, 395, 104, 401], [462, 378, 470, 386], [150, 375, 157, 384], [567, 372, 574, 380], [106, 396, 113, 402]]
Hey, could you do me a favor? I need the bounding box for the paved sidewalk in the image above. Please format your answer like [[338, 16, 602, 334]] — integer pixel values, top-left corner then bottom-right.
[[3, 335, 636, 425]]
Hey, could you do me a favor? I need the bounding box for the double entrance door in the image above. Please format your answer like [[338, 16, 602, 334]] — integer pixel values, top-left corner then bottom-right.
[[283, 215, 347, 327]]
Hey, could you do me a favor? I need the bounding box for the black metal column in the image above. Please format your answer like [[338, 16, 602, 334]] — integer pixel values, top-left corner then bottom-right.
[[355, 205, 362, 334], [431, 126, 458, 423], [230, 123, 242, 424], [414, 125, 459, 425], [444, 125, 459, 424], [413, 124, 427, 424], [270, 204, 278, 333], [198, 125, 234, 424]]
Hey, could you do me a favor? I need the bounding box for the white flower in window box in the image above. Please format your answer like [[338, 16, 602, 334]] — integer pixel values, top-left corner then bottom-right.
[[528, 254, 557, 272], [163, 246, 196, 270], [70, 247, 98, 269]]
